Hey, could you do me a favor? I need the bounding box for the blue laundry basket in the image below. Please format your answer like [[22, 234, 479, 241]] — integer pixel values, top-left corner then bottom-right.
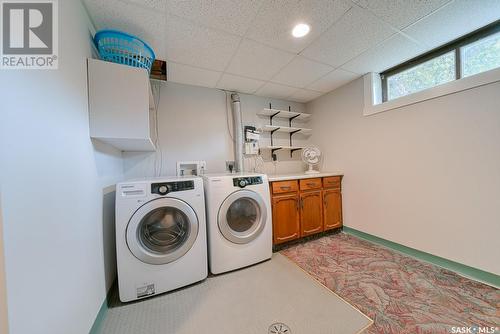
[[94, 30, 156, 73]]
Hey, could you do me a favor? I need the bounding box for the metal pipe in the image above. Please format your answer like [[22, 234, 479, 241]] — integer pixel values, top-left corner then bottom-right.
[[230, 93, 244, 173]]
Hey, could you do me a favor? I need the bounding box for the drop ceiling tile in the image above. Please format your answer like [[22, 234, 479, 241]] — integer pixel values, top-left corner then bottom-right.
[[271, 56, 334, 88], [168, 62, 221, 88], [246, 0, 352, 53], [226, 39, 295, 80], [165, 15, 241, 71], [84, 0, 167, 59], [166, 0, 264, 36], [355, 0, 451, 30], [307, 69, 360, 93], [216, 74, 265, 94], [255, 83, 298, 100], [288, 89, 323, 103], [342, 33, 425, 74], [302, 5, 395, 67], [126, 0, 167, 11], [404, 0, 500, 51]]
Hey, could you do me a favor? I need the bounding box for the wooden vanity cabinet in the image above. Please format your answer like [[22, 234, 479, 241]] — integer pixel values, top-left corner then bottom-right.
[[270, 176, 343, 245]]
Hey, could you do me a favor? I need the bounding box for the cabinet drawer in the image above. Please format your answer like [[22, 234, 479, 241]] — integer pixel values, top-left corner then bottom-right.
[[299, 178, 322, 191], [272, 180, 299, 194], [323, 176, 341, 189]]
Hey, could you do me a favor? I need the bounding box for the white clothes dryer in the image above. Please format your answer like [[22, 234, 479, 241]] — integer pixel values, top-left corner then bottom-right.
[[202, 173, 272, 274]]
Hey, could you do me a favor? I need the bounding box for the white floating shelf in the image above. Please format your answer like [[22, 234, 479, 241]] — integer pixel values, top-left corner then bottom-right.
[[261, 125, 312, 135], [258, 108, 311, 121]]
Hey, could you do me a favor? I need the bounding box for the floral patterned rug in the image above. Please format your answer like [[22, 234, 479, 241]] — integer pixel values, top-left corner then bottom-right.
[[281, 232, 500, 334]]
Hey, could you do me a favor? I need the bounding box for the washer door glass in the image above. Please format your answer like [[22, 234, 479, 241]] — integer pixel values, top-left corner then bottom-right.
[[127, 198, 198, 265], [218, 190, 267, 244], [139, 207, 189, 254]]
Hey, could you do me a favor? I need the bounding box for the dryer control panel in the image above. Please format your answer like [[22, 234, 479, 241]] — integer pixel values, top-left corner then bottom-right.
[[151, 181, 194, 195], [233, 176, 263, 188]]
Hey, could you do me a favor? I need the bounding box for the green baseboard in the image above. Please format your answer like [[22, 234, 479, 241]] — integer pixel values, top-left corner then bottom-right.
[[89, 297, 108, 334], [343, 227, 500, 288], [89, 282, 115, 334]]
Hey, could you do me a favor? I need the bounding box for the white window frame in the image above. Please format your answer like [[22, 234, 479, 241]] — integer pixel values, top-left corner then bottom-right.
[[363, 21, 500, 116], [363, 67, 500, 116]]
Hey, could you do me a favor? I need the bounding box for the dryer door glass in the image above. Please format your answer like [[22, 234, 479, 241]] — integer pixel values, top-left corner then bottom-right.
[[126, 198, 199, 265], [139, 207, 190, 254], [226, 198, 258, 233], [218, 190, 267, 244]]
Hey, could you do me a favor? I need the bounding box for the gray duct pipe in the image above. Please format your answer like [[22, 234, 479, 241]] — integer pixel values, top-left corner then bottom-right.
[[230, 93, 244, 173]]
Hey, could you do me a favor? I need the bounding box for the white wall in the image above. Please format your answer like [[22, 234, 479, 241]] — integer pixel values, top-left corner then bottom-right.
[[123, 82, 310, 178], [0, 196, 8, 334], [307, 78, 500, 275], [0, 1, 123, 333]]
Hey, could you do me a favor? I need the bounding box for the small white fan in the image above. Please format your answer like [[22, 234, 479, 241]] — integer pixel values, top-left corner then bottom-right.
[[302, 146, 322, 174]]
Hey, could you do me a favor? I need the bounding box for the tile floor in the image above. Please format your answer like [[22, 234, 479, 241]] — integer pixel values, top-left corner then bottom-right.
[[98, 254, 371, 334]]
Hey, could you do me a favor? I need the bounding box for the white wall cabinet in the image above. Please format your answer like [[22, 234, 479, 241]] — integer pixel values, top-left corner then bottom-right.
[[87, 58, 157, 151]]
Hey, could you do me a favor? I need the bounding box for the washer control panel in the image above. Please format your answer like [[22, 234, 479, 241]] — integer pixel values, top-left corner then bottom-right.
[[233, 176, 263, 188], [151, 181, 194, 195]]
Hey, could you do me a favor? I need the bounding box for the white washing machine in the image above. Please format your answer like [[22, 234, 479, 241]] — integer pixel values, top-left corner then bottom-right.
[[115, 177, 207, 302], [203, 173, 272, 274]]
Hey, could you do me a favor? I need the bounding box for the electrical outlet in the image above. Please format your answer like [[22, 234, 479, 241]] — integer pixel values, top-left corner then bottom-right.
[[226, 161, 235, 173]]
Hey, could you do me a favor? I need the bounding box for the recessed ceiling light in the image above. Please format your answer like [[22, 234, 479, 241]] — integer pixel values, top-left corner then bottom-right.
[[292, 23, 310, 38]]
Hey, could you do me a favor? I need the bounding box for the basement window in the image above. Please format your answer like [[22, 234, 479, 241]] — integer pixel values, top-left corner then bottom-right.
[[461, 31, 500, 78], [381, 21, 500, 102], [386, 51, 456, 101]]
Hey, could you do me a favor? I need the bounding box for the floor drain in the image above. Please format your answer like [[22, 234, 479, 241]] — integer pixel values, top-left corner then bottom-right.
[[268, 322, 291, 334]]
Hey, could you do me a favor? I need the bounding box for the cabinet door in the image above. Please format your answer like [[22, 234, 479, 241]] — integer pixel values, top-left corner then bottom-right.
[[87, 58, 156, 151], [300, 190, 323, 237], [323, 189, 342, 230], [272, 194, 300, 245]]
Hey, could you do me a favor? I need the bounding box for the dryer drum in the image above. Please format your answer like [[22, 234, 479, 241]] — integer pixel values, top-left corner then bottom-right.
[[226, 198, 259, 233], [218, 190, 267, 244]]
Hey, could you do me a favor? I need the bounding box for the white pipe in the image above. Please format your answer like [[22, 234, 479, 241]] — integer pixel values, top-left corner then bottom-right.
[[231, 93, 244, 173]]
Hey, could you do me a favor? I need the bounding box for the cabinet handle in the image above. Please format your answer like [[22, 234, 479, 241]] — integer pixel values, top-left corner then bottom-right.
[[304, 226, 321, 233], [280, 186, 291, 190], [306, 182, 316, 187], [300, 198, 304, 210], [296, 199, 299, 211]]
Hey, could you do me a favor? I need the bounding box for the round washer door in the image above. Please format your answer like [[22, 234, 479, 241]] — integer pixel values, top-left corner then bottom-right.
[[218, 190, 267, 244], [126, 198, 199, 265]]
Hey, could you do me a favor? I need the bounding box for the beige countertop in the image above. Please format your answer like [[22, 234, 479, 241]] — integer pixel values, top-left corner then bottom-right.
[[267, 172, 343, 182]]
